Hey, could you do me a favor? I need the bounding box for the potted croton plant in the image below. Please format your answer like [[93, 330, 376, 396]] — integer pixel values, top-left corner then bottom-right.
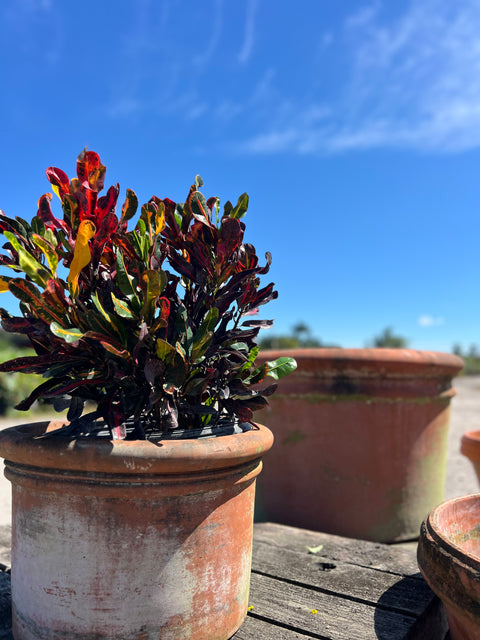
[[0, 150, 295, 640]]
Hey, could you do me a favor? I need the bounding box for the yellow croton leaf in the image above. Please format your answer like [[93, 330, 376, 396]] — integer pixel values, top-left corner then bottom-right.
[[67, 220, 96, 297], [0, 277, 9, 293]]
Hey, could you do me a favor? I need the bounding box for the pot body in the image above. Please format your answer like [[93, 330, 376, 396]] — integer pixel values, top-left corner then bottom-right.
[[461, 430, 480, 485], [256, 348, 463, 542], [0, 421, 273, 640], [418, 494, 480, 640]]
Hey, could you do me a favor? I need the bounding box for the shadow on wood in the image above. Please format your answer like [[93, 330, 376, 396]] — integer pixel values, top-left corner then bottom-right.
[[374, 572, 449, 640]]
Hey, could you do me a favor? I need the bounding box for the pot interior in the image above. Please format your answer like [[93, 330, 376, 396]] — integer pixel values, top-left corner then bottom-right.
[[431, 494, 480, 560]]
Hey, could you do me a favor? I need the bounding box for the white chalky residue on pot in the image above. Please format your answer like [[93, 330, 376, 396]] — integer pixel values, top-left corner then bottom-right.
[[11, 491, 199, 638]]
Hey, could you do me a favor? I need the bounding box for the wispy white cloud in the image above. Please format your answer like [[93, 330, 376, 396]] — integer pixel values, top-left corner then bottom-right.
[[319, 32, 334, 51], [194, 0, 224, 69], [104, 0, 225, 120], [101, 0, 480, 156], [418, 315, 445, 328], [185, 103, 209, 121], [238, 0, 258, 64], [241, 0, 480, 154], [107, 98, 144, 119], [3, 0, 62, 65]]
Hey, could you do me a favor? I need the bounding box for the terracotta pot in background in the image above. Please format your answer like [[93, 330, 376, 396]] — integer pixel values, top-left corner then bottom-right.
[[460, 430, 480, 485], [0, 421, 273, 640], [418, 494, 480, 640], [255, 348, 463, 542]]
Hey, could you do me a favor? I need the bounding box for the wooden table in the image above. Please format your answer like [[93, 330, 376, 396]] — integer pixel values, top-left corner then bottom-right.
[[0, 522, 447, 639], [232, 522, 448, 640]]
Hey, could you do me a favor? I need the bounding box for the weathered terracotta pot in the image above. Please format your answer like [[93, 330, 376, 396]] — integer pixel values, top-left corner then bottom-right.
[[256, 348, 463, 542], [0, 420, 273, 640], [460, 430, 480, 485], [418, 494, 480, 639]]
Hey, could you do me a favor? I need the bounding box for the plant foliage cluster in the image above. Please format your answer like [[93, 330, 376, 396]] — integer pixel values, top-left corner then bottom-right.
[[0, 151, 295, 439]]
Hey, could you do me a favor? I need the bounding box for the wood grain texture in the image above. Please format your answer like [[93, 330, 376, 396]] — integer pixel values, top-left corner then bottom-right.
[[243, 572, 414, 640], [252, 522, 420, 575], [230, 522, 448, 640], [232, 615, 315, 639]]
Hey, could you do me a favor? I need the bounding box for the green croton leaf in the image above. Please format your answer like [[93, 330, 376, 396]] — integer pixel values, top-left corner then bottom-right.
[[111, 293, 135, 319], [265, 357, 298, 380], [230, 193, 249, 219], [50, 322, 84, 344]]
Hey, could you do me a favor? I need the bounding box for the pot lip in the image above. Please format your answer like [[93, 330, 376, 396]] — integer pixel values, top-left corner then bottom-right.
[[426, 493, 480, 571], [0, 420, 274, 475], [462, 429, 480, 440], [258, 348, 464, 376], [461, 430, 480, 459]]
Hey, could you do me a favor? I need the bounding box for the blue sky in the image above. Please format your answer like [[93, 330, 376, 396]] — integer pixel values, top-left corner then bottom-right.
[[1, 0, 479, 352]]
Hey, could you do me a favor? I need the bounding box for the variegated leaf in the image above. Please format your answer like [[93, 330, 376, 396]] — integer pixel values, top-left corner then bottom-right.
[[67, 219, 96, 297], [50, 322, 84, 343]]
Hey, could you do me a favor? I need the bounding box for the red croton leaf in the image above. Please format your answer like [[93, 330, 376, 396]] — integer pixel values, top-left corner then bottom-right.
[[37, 193, 68, 232], [96, 184, 120, 227], [157, 297, 170, 322], [162, 198, 181, 243], [46, 167, 70, 201], [218, 217, 242, 264], [77, 150, 106, 192], [42, 279, 70, 313], [95, 212, 119, 248]]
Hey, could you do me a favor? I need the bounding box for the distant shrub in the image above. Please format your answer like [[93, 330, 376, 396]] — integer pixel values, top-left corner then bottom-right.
[[259, 322, 338, 350], [452, 344, 480, 376], [370, 327, 408, 349], [0, 335, 43, 416]]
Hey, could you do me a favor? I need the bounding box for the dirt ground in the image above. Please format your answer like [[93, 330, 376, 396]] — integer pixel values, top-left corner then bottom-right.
[[0, 376, 477, 566]]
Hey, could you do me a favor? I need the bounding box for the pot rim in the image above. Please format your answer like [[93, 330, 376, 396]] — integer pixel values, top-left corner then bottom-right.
[[0, 420, 274, 475], [426, 493, 480, 571], [258, 348, 464, 377], [461, 430, 480, 461]]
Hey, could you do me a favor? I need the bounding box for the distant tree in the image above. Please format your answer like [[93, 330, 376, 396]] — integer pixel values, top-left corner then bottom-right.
[[452, 343, 463, 357], [259, 323, 338, 350], [291, 322, 325, 347], [468, 344, 479, 359], [451, 343, 480, 375], [371, 327, 408, 349], [258, 335, 301, 350]]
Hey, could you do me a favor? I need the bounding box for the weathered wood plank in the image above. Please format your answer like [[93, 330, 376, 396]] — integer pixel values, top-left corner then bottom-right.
[[404, 597, 449, 640], [251, 541, 434, 617], [232, 600, 448, 640], [241, 571, 419, 640], [0, 570, 11, 640], [253, 522, 420, 575], [231, 615, 315, 639]]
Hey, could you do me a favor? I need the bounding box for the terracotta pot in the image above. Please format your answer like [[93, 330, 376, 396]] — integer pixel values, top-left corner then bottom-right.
[[255, 348, 463, 542], [0, 421, 273, 640], [460, 430, 480, 484], [418, 494, 480, 639]]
